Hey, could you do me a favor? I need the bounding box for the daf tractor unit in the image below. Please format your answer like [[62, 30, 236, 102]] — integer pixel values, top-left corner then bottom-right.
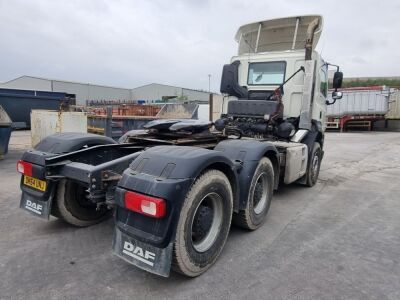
[[17, 15, 343, 277]]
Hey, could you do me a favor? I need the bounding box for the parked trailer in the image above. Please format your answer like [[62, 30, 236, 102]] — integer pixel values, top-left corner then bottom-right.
[[326, 87, 388, 117], [325, 87, 389, 131], [16, 15, 344, 277]]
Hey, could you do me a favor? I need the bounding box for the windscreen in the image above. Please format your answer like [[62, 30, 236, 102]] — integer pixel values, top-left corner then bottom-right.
[[247, 62, 286, 85]]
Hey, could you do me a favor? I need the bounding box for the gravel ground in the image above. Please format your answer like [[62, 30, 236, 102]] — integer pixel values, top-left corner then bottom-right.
[[0, 131, 399, 299]]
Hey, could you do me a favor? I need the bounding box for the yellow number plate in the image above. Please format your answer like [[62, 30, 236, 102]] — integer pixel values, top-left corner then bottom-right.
[[23, 175, 47, 192]]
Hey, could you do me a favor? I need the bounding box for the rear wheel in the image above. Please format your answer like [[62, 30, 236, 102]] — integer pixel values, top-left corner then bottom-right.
[[172, 170, 233, 277], [233, 157, 274, 230], [52, 179, 112, 227]]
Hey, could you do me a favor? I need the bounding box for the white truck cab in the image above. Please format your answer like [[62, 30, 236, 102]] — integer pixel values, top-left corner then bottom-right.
[[219, 15, 341, 133], [216, 15, 343, 186]]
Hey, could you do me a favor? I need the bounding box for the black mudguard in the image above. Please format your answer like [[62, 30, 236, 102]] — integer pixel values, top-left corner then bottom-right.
[[19, 132, 116, 219], [113, 141, 279, 276], [35, 132, 116, 154], [214, 139, 279, 210], [19, 152, 57, 219], [113, 145, 240, 276], [297, 123, 324, 185], [114, 145, 240, 246]]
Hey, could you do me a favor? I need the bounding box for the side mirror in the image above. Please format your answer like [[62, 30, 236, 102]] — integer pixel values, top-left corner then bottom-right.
[[332, 91, 343, 100], [332, 71, 343, 89], [220, 61, 248, 99]]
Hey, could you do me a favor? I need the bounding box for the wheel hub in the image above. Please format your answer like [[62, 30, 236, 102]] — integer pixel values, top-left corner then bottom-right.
[[311, 155, 319, 182], [253, 173, 268, 215], [192, 206, 213, 242], [191, 192, 223, 253]]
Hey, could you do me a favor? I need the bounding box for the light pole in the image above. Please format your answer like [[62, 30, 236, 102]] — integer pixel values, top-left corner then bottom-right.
[[208, 74, 211, 93]]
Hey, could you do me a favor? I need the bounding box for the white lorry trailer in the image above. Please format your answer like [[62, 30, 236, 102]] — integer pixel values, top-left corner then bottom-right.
[[17, 15, 343, 277]]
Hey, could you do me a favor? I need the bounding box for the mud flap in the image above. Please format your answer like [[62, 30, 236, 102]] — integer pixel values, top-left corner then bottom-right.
[[113, 227, 173, 277], [20, 191, 53, 220], [19, 183, 56, 220]]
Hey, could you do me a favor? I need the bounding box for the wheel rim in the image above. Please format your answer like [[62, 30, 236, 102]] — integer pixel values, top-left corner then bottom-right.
[[311, 153, 320, 183], [252, 173, 269, 215], [191, 192, 223, 253]]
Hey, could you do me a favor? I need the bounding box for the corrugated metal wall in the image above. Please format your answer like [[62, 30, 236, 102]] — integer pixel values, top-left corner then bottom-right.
[[182, 88, 210, 102], [132, 84, 210, 102], [52, 81, 132, 105], [2, 77, 52, 91], [132, 84, 183, 102], [386, 91, 400, 119]]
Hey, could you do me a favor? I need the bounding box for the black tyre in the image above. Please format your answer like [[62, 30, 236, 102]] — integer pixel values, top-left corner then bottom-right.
[[305, 142, 322, 187], [52, 179, 112, 227], [172, 170, 233, 277], [233, 157, 274, 230]]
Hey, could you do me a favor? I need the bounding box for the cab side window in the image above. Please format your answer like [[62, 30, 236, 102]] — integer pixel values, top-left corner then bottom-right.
[[319, 67, 328, 97]]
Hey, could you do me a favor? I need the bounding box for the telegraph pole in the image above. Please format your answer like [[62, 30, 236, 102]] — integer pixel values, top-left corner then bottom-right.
[[208, 74, 211, 93]]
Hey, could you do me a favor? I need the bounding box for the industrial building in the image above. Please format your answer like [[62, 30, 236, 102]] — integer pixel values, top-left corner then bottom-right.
[[0, 76, 211, 106], [131, 83, 210, 103], [0, 76, 132, 106]]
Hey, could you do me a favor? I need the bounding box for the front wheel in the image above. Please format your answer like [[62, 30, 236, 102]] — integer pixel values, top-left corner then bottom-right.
[[233, 157, 274, 230], [172, 169, 233, 277], [305, 142, 322, 187], [52, 179, 112, 227]]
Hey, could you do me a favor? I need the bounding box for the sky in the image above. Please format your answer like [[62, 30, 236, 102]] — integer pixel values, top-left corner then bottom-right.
[[0, 0, 399, 92]]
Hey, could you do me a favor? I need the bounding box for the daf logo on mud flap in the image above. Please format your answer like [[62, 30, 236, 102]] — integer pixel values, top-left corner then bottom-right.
[[122, 241, 156, 267], [25, 200, 43, 215]]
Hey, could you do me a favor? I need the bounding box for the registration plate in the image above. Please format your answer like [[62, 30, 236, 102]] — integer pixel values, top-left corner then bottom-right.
[[23, 175, 47, 192]]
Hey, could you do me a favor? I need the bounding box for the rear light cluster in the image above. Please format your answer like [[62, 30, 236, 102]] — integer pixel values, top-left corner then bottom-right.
[[124, 191, 166, 218], [17, 160, 33, 176]]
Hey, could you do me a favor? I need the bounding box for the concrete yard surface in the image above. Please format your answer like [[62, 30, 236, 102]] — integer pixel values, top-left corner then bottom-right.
[[0, 131, 400, 299]]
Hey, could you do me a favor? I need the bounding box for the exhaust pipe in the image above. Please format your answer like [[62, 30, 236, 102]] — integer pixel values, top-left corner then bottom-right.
[[298, 17, 320, 132], [305, 18, 320, 60]]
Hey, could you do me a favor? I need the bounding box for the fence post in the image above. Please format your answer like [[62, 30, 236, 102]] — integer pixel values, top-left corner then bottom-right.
[[209, 93, 213, 121], [105, 106, 112, 138]]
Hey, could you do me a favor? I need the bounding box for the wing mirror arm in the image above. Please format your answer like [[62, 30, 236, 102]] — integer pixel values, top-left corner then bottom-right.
[[326, 91, 343, 105]]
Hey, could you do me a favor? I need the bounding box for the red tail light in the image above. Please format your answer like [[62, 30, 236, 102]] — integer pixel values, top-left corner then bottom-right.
[[17, 160, 33, 176], [124, 191, 166, 218]]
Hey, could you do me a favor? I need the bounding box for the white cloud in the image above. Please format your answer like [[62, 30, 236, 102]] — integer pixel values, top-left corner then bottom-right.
[[0, 0, 399, 92]]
